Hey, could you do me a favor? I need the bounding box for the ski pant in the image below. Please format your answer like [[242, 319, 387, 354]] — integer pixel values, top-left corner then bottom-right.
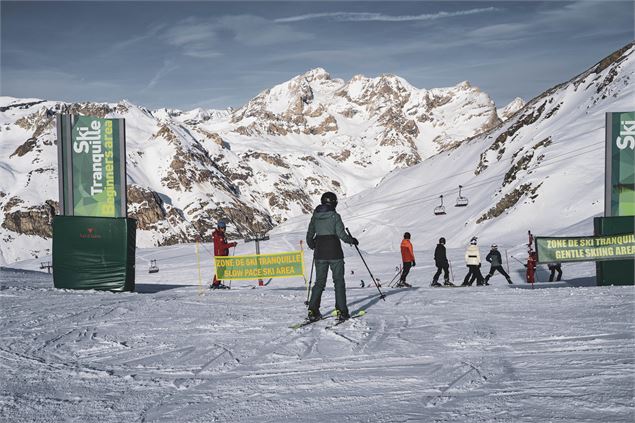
[[433, 264, 449, 283], [308, 259, 349, 316], [463, 264, 484, 285], [549, 267, 562, 282], [400, 261, 412, 282], [485, 265, 511, 282]]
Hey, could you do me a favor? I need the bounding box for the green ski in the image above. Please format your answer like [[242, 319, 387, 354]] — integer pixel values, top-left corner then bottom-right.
[[326, 309, 366, 328]]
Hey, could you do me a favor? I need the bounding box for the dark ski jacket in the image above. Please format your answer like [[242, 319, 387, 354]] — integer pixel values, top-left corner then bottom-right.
[[306, 204, 356, 260], [213, 229, 236, 256], [434, 243, 448, 266], [485, 250, 502, 267]]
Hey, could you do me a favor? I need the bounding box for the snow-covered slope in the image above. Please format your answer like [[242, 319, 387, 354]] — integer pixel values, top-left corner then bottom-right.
[[294, 43, 633, 253], [1, 231, 632, 422]]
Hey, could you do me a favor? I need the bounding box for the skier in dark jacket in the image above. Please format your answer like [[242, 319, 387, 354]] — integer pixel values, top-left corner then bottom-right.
[[484, 244, 512, 284], [306, 192, 358, 322], [548, 262, 562, 281], [211, 221, 237, 289], [431, 237, 454, 287]]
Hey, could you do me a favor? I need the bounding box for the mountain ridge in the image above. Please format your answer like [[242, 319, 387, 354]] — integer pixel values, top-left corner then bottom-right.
[[1, 43, 633, 264]]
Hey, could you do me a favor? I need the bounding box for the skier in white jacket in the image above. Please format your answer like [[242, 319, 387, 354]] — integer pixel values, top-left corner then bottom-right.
[[461, 237, 485, 286]]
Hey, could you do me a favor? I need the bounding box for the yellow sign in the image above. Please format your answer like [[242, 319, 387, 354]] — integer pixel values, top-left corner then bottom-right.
[[536, 233, 635, 263], [215, 251, 305, 280]]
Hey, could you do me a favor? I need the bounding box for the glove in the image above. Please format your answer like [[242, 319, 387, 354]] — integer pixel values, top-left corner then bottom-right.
[[307, 242, 315, 250], [230, 242, 237, 247], [412, 261, 416, 267], [350, 238, 359, 246]]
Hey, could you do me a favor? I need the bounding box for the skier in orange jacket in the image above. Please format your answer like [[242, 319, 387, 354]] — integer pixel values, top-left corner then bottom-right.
[[397, 232, 415, 287]]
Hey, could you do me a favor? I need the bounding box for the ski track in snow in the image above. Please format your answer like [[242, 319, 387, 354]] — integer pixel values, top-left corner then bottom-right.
[[0, 248, 634, 423]]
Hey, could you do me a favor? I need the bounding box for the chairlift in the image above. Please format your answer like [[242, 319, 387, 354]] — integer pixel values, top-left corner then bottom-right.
[[148, 259, 159, 274], [434, 195, 447, 215], [455, 185, 469, 207]]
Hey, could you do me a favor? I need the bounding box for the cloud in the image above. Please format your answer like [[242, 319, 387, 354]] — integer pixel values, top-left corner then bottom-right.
[[274, 7, 499, 23], [162, 19, 222, 58], [160, 15, 312, 58], [146, 60, 179, 90]]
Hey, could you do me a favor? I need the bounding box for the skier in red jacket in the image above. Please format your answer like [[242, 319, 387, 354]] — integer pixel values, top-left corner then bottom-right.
[[211, 221, 237, 289], [397, 232, 415, 287]]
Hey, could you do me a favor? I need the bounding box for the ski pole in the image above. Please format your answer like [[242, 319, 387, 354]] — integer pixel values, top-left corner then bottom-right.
[[346, 228, 385, 300], [305, 255, 315, 306], [388, 265, 402, 287], [511, 255, 527, 266]]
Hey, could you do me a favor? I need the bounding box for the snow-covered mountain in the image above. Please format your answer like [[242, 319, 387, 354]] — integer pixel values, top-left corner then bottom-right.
[[288, 43, 632, 253], [0, 70, 500, 264], [497, 97, 526, 121], [1, 43, 632, 264]]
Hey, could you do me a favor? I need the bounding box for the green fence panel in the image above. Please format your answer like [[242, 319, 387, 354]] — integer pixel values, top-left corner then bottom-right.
[[53, 216, 136, 291], [594, 216, 635, 286]]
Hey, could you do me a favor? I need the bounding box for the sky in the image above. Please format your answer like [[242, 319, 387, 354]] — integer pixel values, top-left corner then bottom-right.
[[1, 1, 633, 111]]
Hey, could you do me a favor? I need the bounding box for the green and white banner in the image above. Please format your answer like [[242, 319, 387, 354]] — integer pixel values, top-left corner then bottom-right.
[[605, 112, 635, 217], [215, 251, 305, 280], [57, 115, 127, 217], [535, 234, 635, 263]]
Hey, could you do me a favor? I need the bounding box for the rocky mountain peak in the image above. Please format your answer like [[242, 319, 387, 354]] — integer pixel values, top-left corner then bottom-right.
[[300, 67, 331, 82], [497, 97, 527, 121]]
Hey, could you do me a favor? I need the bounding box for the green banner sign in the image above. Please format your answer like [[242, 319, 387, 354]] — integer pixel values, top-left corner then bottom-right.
[[215, 251, 305, 280], [57, 115, 127, 217], [535, 233, 635, 263], [606, 112, 635, 216]]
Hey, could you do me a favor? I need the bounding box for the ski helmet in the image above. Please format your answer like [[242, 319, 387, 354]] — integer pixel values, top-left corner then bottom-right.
[[470, 236, 478, 245], [439, 237, 446, 244], [217, 220, 226, 229], [491, 244, 498, 249], [404, 232, 411, 239], [320, 191, 338, 207]]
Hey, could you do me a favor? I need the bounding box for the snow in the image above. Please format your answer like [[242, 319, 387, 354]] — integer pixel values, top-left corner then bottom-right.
[[1, 46, 634, 421], [1, 233, 633, 422]]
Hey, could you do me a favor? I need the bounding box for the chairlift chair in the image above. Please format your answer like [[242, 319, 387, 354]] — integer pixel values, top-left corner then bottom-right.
[[455, 185, 469, 207], [434, 195, 447, 215], [148, 259, 159, 274]]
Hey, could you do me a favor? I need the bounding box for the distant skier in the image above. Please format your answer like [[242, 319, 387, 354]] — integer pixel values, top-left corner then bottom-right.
[[397, 232, 415, 287], [431, 237, 454, 287], [484, 244, 513, 284], [211, 221, 237, 289], [306, 192, 358, 322], [548, 262, 563, 282], [461, 237, 485, 286]]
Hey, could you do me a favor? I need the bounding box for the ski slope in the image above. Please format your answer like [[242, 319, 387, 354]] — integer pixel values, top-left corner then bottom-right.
[[1, 233, 633, 422]]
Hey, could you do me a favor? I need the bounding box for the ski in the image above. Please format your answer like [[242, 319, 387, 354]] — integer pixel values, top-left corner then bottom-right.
[[431, 284, 465, 288], [289, 316, 331, 330], [290, 310, 341, 329], [326, 309, 366, 328]]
